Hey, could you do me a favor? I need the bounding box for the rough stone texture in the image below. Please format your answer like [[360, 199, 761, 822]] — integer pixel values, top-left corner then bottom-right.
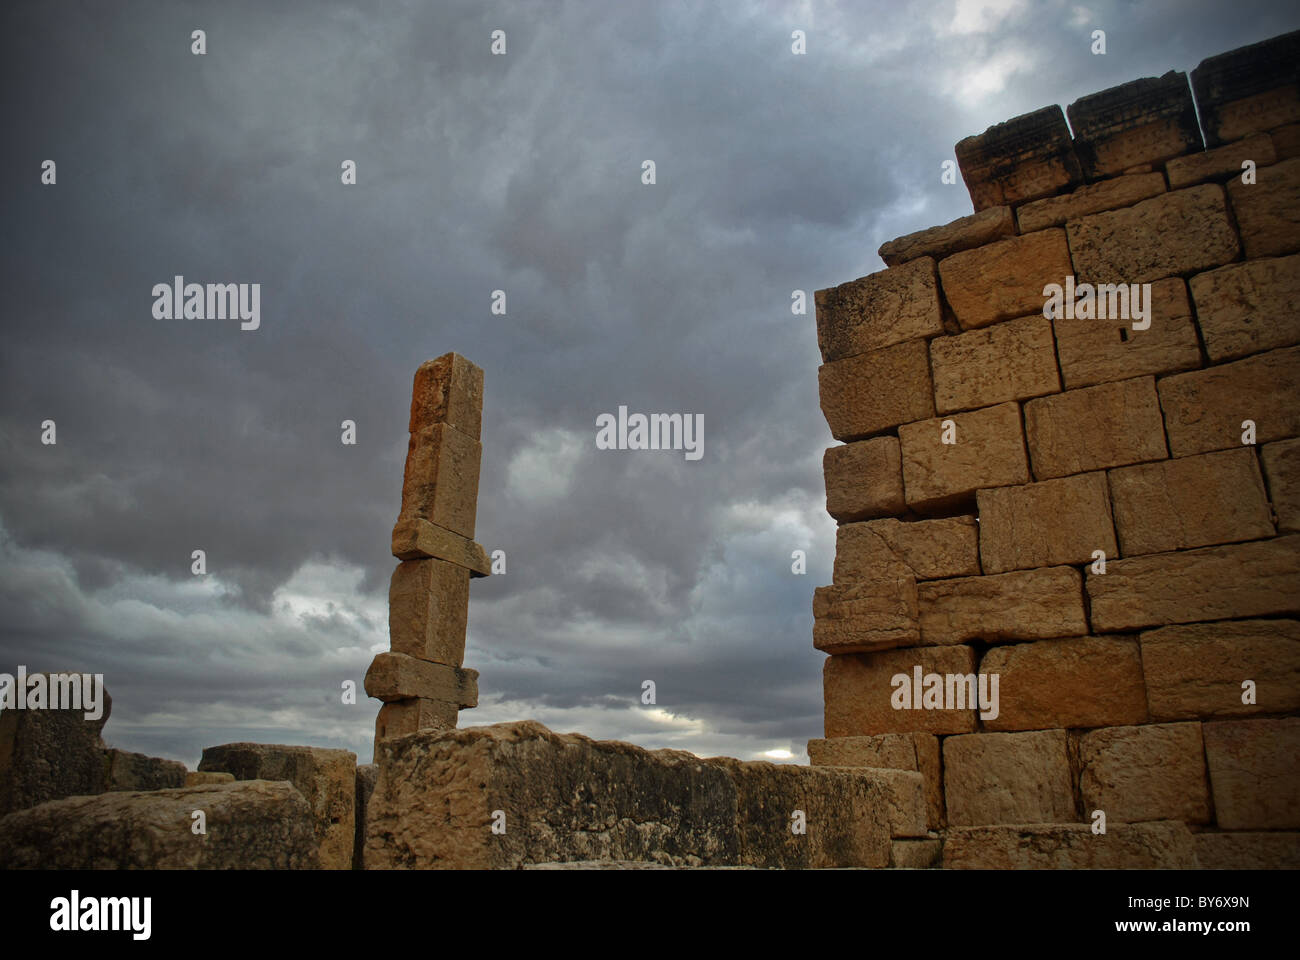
[[814, 257, 943, 362], [812, 578, 919, 654], [943, 821, 1197, 869], [1263, 437, 1300, 532], [954, 105, 1084, 210], [890, 838, 941, 868], [1190, 254, 1300, 361], [354, 764, 377, 870], [398, 422, 482, 539], [103, 749, 187, 793], [1052, 278, 1201, 388], [1195, 832, 1300, 869], [817, 339, 935, 441], [1024, 377, 1168, 480], [0, 677, 112, 817], [185, 771, 233, 786], [795, 764, 927, 839], [364, 721, 893, 869], [363, 652, 479, 707], [409, 352, 483, 440], [1078, 722, 1212, 824], [823, 437, 905, 522], [1227, 156, 1300, 258], [1109, 448, 1274, 556], [917, 566, 1088, 646], [834, 516, 979, 584], [929, 315, 1060, 414], [388, 557, 471, 666], [1141, 620, 1300, 721], [391, 518, 491, 576], [1166, 133, 1277, 189], [1191, 31, 1300, 145], [878, 206, 1014, 266], [1067, 72, 1201, 179], [807, 733, 944, 829], [198, 742, 357, 871], [1016, 172, 1166, 233], [943, 730, 1075, 826], [977, 472, 1118, 574], [1158, 346, 1300, 456], [979, 636, 1148, 731], [0, 781, 321, 869], [1067, 184, 1240, 283], [823, 645, 979, 737], [1274, 124, 1300, 160], [898, 402, 1030, 513], [1088, 535, 1300, 631], [375, 697, 459, 742], [1203, 718, 1300, 829], [938, 229, 1072, 329]]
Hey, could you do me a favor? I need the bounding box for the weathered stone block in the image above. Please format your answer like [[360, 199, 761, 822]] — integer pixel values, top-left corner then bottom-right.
[[1016, 172, 1166, 233], [823, 645, 979, 738], [1191, 31, 1300, 146], [391, 518, 491, 576], [1190, 254, 1300, 362], [817, 340, 935, 440], [1195, 832, 1300, 869], [398, 423, 481, 539], [814, 257, 943, 362], [812, 578, 919, 654], [898, 402, 1030, 512], [1067, 184, 1240, 283], [917, 566, 1088, 645], [1274, 123, 1300, 160], [1203, 718, 1300, 829], [388, 557, 471, 666], [1166, 134, 1277, 189], [1158, 346, 1300, 456], [938, 229, 1072, 329], [954, 105, 1084, 210], [1088, 535, 1300, 631], [977, 473, 1117, 574], [1263, 437, 1300, 532], [979, 636, 1148, 731], [1024, 376, 1168, 479], [823, 437, 905, 522], [0, 781, 321, 869], [185, 771, 233, 786], [354, 764, 377, 870], [930, 315, 1060, 414], [375, 697, 459, 742], [878, 206, 1014, 266], [1067, 71, 1201, 179], [103, 749, 187, 793], [1228, 156, 1300, 258], [409, 353, 483, 440], [1109, 448, 1274, 555], [1052, 278, 1201, 388], [834, 516, 979, 584], [890, 838, 941, 868], [1078, 722, 1211, 824], [198, 742, 358, 871], [363, 652, 478, 707], [807, 732, 944, 829], [1141, 619, 1300, 721], [944, 730, 1075, 826], [943, 821, 1197, 869]]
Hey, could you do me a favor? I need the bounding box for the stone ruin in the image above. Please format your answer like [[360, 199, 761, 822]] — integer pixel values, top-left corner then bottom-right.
[[1, 30, 1297, 870]]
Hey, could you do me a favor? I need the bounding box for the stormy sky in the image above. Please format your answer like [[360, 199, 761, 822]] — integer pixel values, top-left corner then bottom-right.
[[3, 0, 1297, 768]]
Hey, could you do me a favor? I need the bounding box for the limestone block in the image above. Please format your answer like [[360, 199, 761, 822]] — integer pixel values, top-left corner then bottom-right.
[[943, 729, 1075, 826], [878, 206, 1014, 266], [409, 352, 483, 440], [814, 257, 943, 362], [185, 771, 233, 786], [978, 636, 1148, 731], [833, 515, 979, 584], [375, 698, 460, 743], [1067, 71, 1201, 179], [1191, 31, 1300, 145], [977, 473, 1117, 574], [363, 652, 478, 707], [1024, 377, 1167, 479], [812, 578, 919, 654], [823, 646, 979, 738], [1190, 254, 1300, 361], [398, 423, 481, 539], [823, 437, 905, 522], [898, 402, 1030, 513], [938, 229, 1072, 329], [1195, 832, 1300, 869], [890, 838, 941, 868], [1166, 133, 1277, 188], [1078, 722, 1211, 824], [807, 732, 944, 829], [929, 315, 1060, 414], [943, 821, 1197, 869], [391, 518, 491, 576], [1262, 437, 1300, 532], [917, 566, 1087, 646], [1088, 535, 1300, 631], [817, 339, 935, 440], [1203, 718, 1300, 829], [954, 105, 1084, 210], [1228, 156, 1300, 258], [388, 557, 471, 667], [103, 749, 187, 792], [1016, 172, 1166, 233]]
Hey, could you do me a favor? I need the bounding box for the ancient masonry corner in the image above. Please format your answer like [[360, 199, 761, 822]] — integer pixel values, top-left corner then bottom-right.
[[811, 28, 1300, 869]]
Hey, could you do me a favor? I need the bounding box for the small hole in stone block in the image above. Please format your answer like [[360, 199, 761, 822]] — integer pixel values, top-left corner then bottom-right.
[[1119, 327, 1129, 343]]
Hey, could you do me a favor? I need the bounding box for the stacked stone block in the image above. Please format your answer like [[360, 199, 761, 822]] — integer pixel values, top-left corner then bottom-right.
[[809, 31, 1300, 869], [364, 353, 490, 752]]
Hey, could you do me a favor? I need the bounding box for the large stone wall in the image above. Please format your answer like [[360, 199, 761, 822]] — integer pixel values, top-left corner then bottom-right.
[[809, 30, 1300, 869]]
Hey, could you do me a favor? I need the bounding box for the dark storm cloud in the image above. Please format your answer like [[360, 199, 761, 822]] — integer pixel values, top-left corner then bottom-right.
[[3, 0, 1298, 765]]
